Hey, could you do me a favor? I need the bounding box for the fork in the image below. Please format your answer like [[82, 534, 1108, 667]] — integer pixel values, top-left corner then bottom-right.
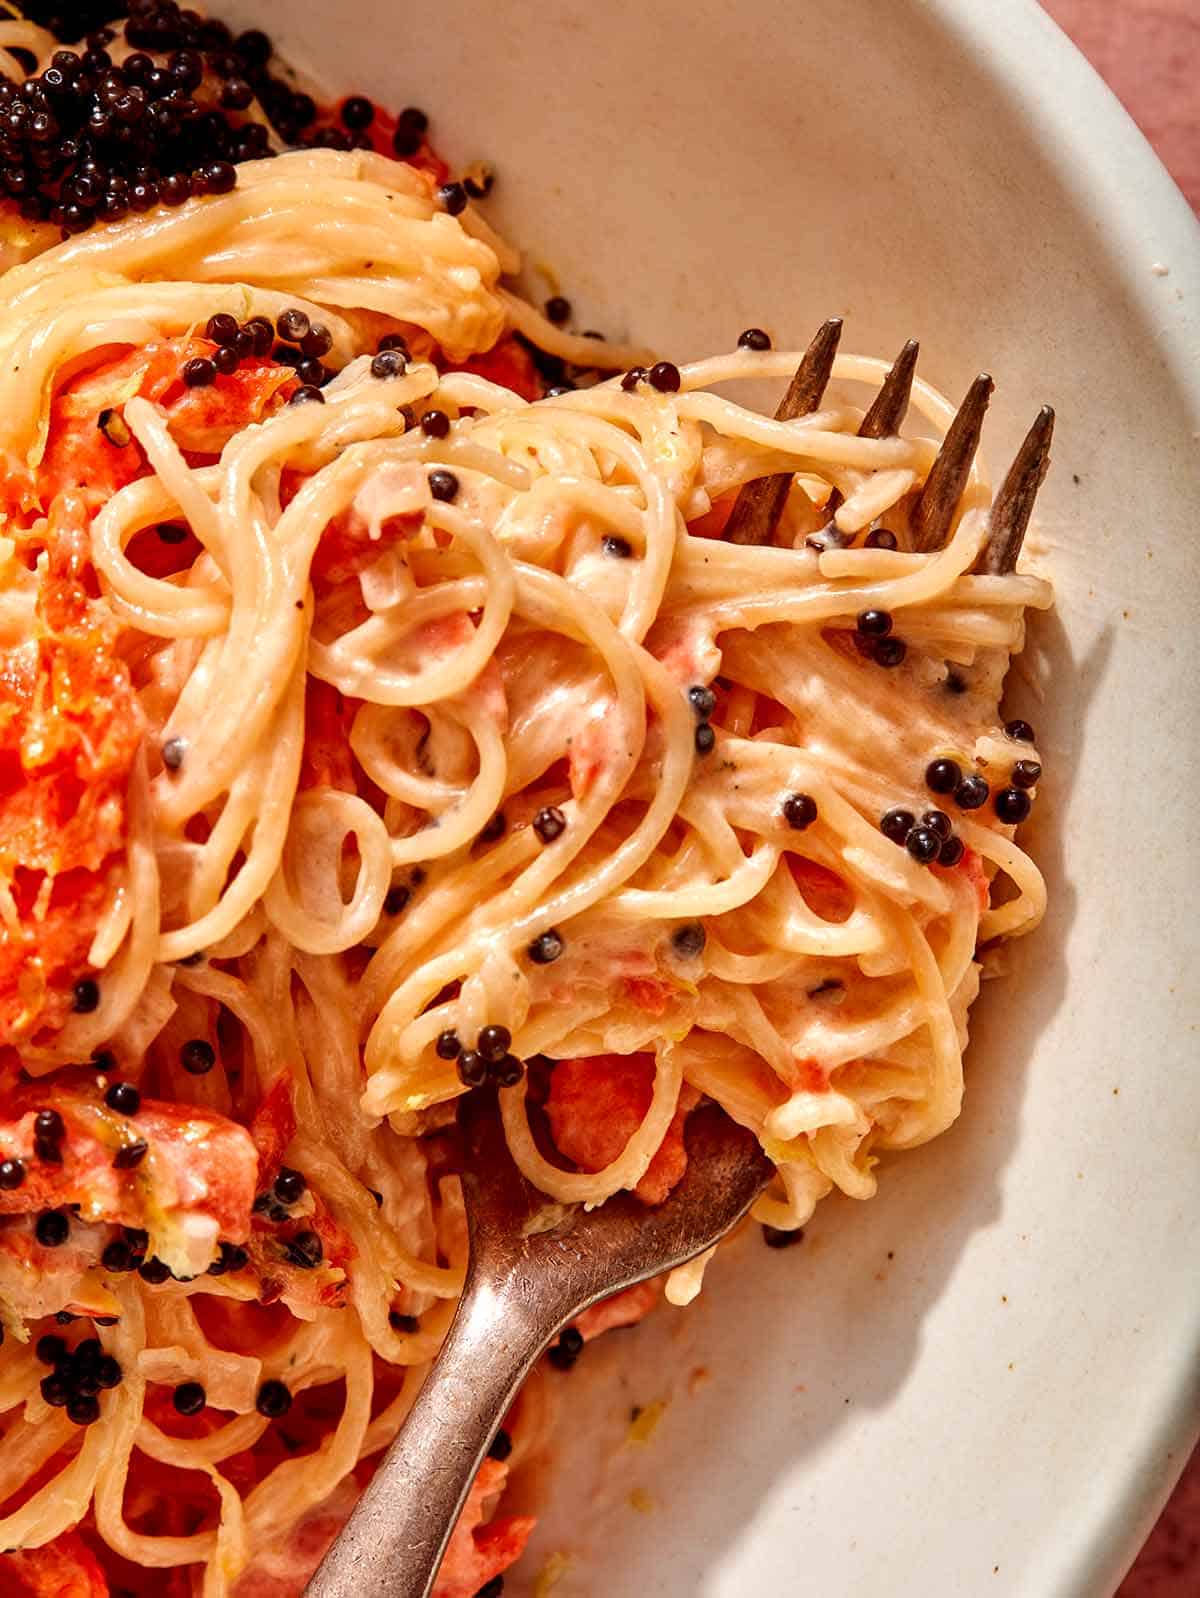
[[727, 319, 1054, 564], [305, 1094, 773, 1598]]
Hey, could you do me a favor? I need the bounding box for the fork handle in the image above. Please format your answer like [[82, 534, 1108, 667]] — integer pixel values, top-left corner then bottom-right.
[[305, 1274, 555, 1598]]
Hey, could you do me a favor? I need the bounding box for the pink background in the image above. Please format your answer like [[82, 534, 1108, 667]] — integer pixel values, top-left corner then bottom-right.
[[1037, 1, 1197, 1591], [1042, 0, 1199, 208]]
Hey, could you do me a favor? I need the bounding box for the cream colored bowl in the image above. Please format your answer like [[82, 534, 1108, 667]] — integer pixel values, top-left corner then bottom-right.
[[216, 1, 1200, 1591]]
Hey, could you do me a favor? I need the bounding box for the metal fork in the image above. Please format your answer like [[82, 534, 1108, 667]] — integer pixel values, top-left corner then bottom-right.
[[306, 1093, 773, 1598], [725, 321, 1055, 567]]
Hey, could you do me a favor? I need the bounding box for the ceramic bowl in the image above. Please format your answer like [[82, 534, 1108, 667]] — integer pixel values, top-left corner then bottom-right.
[[214, 1, 1200, 1591]]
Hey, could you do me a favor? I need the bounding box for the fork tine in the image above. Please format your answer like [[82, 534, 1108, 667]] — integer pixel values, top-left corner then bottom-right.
[[858, 338, 920, 440], [975, 406, 1055, 574], [910, 372, 993, 552], [812, 338, 921, 545], [726, 317, 843, 546]]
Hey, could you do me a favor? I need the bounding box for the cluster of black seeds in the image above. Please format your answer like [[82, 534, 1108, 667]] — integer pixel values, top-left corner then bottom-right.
[[3, 5, 436, 241], [439, 1025, 525, 1090], [880, 723, 1042, 866], [0, 10, 265, 237], [252, 1165, 309, 1223], [688, 682, 717, 756], [853, 608, 906, 668], [36, 1329, 122, 1425], [880, 805, 964, 867]]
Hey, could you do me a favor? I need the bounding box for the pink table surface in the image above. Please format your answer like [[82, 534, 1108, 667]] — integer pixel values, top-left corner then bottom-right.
[[1036, 2, 1198, 1593]]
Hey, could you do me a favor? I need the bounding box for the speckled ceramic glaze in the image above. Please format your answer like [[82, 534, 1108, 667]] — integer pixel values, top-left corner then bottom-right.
[[213, 1, 1200, 1591]]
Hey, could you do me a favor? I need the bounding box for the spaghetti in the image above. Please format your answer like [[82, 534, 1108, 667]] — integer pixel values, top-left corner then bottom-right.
[[0, 90, 1050, 1598]]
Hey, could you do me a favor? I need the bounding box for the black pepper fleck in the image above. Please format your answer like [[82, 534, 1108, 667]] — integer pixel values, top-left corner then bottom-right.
[[35, 1210, 70, 1247], [880, 809, 914, 845], [273, 1167, 306, 1205], [284, 1230, 323, 1269], [371, 348, 406, 379], [428, 469, 459, 503], [490, 1054, 525, 1088], [856, 609, 892, 638], [528, 930, 564, 965], [782, 792, 818, 830], [687, 684, 716, 719], [547, 1326, 584, 1369], [953, 775, 990, 811], [180, 1038, 216, 1075], [671, 923, 706, 959], [72, 978, 100, 1013], [181, 356, 216, 388], [905, 825, 941, 864], [477, 1026, 512, 1064], [532, 806, 566, 844], [256, 1378, 292, 1418], [921, 809, 952, 840], [172, 1381, 206, 1416], [925, 758, 961, 795], [872, 636, 907, 668], [937, 835, 965, 867], [994, 786, 1032, 824], [112, 1140, 148, 1170], [104, 1081, 141, 1116], [456, 1050, 488, 1087]]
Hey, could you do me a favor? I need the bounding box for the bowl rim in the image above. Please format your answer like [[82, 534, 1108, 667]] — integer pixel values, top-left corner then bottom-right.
[[929, 5, 1200, 1591]]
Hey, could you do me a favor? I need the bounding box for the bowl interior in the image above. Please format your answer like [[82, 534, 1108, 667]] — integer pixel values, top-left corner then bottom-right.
[[211, 2, 1200, 1592]]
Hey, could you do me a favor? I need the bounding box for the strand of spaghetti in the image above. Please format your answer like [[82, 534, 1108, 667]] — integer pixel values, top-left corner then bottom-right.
[[607, 840, 780, 919], [966, 820, 1049, 940], [380, 707, 509, 867], [263, 789, 392, 955], [354, 825, 542, 1031], [498, 286, 654, 369], [151, 491, 301, 835], [360, 1362, 430, 1458], [157, 657, 306, 961], [0, 1349, 37, 1408], [89, 468, 232, 637], [882, 900, 966, 1147], [136, 1412, 268, 1467], [499, 1045, 684, 1206], [351, 698, 507, 849], [363, 563, 663, 1083], [243, 1315, 373, 1542], [206, 1469, 250, 1598], [174, 959, 288, 1108], [476, 405, 680, 644], [125, 394, 227, 560], [0, 1411, 73, 1506], [0, 1408, 110, 1548], [0, 22, 57, 77]]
